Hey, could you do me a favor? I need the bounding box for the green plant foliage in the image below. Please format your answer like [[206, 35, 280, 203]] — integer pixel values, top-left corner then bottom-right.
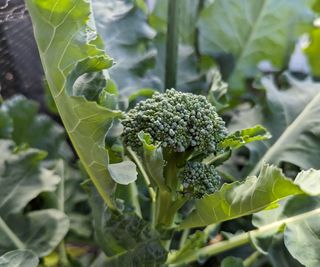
[[220, 125, 271, 149], [26, 0, 126, 209], [0, 110, 12, 139], [0, 140, 69, 257], [0, 250, 39, 267], [181, 164, 320, 228], [284, 208, 320, 267], [92, 0, 159, 94], [0, 140, 60, 217], [305, 28, 320, 76], [221, 256, 244, 267], [85, 183, 166, 266], [228, 74, 320, 177], [108, 160, 138, 185], [253, 195, 320, 267], [150, 0, 207, 91], [198, 0, 315, 92], [0, 95, 72, 159]]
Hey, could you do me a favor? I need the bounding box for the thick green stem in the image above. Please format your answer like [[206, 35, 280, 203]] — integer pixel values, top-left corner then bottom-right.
[[165, 0, 180, 90], [126, 147, 156, 202], [244, 251, 261, 267], [129, 182, 142, 218], [56, 162, 71, 267], [179, 229, 190, 248], [167, 207, 320, 265], [0, 217, 25, 250]]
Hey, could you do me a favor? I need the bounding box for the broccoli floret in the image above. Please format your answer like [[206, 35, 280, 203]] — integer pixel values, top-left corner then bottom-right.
[[122, 89, 228, 153], [180, 162, 221, 198]]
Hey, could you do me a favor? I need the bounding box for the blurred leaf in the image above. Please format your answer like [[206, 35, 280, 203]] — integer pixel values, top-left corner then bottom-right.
[[228, 74, 320, 177], [198, 0, 315, 92], [0, 250, 39, 267], [220, 125, 271, 149], [0, 140, 60, 217], [26, 0, 124, 209], [92, 0, 160, 95], [1, 210, 69, 257], [268, 235, 304, 267], [253, 195, 320, 262], [305, 28, 320, 76], [180, 164, 320, 228], [1, 95, 72, 160], [207, 69, 229, 111], [221, 256, 244, 267], [0, 140, 69, 257], [150, 0, 207, 92], [0, 110, 12, 139], [313, 0, 320, 12], [284, 207, 320, 266]]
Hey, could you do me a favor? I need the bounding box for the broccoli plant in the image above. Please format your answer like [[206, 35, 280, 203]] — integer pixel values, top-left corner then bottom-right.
[[20, 0, 320, 266]]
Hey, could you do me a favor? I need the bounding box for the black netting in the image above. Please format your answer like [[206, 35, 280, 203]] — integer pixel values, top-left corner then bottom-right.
[[0, 0, 44, 108]]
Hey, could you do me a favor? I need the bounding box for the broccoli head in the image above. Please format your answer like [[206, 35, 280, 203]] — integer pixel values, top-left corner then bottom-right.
[[179, 161, 221, 198], [121, 89, 228, 153]]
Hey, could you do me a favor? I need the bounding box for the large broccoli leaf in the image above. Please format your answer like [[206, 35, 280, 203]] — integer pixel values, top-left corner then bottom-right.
[[85, 183, 167, 266], [92, 0, 159, 95], [0, 95, 72, 160], [253, 195, 320, 267], [0, 140, 69, 257], [198, 0, 314, 92], [26, 0, 123, 209], [0, 250, 39, 267], [305, 28, 320, 77], [180, 164, 320, 228], [228, 74, 320, 177]]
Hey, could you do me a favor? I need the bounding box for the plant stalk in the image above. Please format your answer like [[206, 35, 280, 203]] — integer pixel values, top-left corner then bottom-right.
[[56, 161, 71, 267], [167, 207, 320, 265], [165, 0, 180, 90], [126, 147, 156, 202], [129, 182, 142, 218], [0, 217, 25, 250], [244, 251, 261, 267]]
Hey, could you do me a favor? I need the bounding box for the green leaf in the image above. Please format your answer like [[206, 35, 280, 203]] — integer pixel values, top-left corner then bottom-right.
[[180, 164, 320, 228], [305, 28, 320, 77], [253, 195, 320, 266], [108, 161, 138, 185], [92, 0, 159, 94], [26, 0, 123, 209], [0, 140, 69, 257], [220, 125, 271, 149], [228, 74, 320, 177], [284, 208, 320, 267], [198, 0, 314, 91], [85, 183, 167, 265], [1, 210, 69, 257], [0, 110, 13, 139], [0, 250, 39, 267], [252, 195, 320, 258], [268, 235, 304, 267], [103, 239, 167, 267], [0, 140, 60, 218], [1, 95, 72, 160], [207, 69, 229, 112], [221, 256, 244, 267], [138, 131, 167, 190]]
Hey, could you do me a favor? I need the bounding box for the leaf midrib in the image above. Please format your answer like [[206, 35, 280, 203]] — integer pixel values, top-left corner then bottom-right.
[[250, 90, 320, 176], [231, 0, 268, 80]]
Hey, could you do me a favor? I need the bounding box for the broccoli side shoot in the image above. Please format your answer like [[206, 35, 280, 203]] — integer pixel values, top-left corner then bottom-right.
[[180, 161, 221, 198], [122, 89, 228, 153]]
